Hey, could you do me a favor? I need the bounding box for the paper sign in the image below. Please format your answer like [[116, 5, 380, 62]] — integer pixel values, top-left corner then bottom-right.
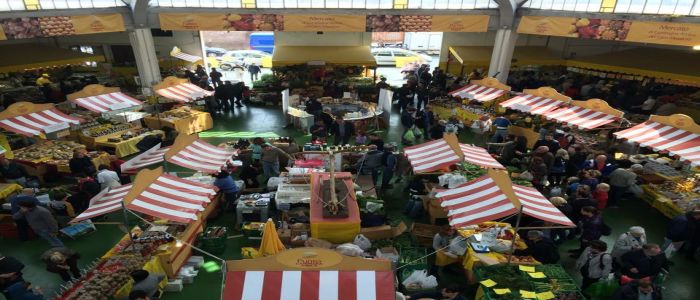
[[494, 288, 511, 295], [537, 291, 556, 300], [520, 290, 537, 298], [42, 122, 70, 133], [479, 279, 497, 287], [108, 102, 133, 111], [519, 265, 535, 272], [528, 272, 547, 278]]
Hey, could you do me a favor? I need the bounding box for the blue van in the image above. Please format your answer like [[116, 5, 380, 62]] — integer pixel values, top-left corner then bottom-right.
[[249, 32, 274, 54]]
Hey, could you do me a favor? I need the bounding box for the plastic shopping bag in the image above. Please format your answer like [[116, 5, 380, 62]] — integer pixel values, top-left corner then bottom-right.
[[353, 234, 372, 251], [336, 243, 364, 257], [584, 278, 619, 299], [401, 270, 426, 288]]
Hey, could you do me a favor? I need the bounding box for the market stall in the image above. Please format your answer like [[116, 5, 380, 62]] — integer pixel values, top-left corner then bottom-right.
[[67, 84, 143, 115], [272, 46, 377, 68], [143, 106, 213, 135], [287, 96, 382, 134], [449, 77, 511, 103], [10, 140, 110, 181], [309, 171, 361, 244], [0, 43, 105, 73], [164, 133, 237, 173], [0, 102, 82, 138], [153, 76, 214, 103], [404, 134, 505, 174], [445, 46, 565, 77], [499, 87, 571, 116], [544, 98, 624, 130], [71, 184, 132, 222], [170, 46, 202, 63], [223, 247, 395, 300], [120, 143, 170, 174]]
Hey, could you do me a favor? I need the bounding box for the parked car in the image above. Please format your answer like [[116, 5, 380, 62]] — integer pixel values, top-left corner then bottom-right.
[[205, 47, 228, 57], [249, 32, 274, 53], [371, 47, 432, 66], [218, 50, 272, 70]]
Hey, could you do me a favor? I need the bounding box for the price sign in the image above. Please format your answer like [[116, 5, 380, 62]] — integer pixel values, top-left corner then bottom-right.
[[42, 122, 70, 134], [108, 102, 133, 111]]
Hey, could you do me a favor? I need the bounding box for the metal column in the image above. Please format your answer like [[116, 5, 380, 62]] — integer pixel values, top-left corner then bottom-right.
[[128, 28, 162, 94]]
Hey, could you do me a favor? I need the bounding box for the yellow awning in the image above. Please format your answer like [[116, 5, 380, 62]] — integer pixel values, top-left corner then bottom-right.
[[0, 44, 105, 73], [448, 46, 565, 67], [272, 46, 376, 67], [567, 48, 700, 86]]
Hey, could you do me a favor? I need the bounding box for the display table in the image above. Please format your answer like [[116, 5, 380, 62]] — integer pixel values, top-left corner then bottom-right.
[[474, 264, 583, 300], [310, 172, 361, 243], [432, 104, 480, 124], [144, 110, 213, 135], [53, 152, 111, 174], [95, 130, 164, 158], [14, 152, 110, 182]]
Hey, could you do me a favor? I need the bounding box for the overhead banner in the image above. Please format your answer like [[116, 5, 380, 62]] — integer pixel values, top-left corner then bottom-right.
[[284, 15, 365, 32], [0, 13, 125, 40], [159, 13, 489, 33], [518, 16, 700, 47]]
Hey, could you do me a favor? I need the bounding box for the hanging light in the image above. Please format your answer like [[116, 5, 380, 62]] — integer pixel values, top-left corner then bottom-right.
[[693, 45, 700, 51]]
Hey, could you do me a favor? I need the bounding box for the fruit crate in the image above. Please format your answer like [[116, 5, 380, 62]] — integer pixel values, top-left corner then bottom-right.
[[197, 226, 228, 254]]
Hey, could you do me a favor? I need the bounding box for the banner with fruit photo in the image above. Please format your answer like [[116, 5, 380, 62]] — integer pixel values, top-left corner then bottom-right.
[[365, 15, 489, 32], [159, 13, 284, 31], [0, 14, 125, 40], [518, 16, 700, 47]]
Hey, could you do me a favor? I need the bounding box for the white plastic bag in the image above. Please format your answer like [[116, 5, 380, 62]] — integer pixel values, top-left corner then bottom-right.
[[336, 243, 364, 257], [420, 274, 438, 289], [448, 237, 468, 256], [353, 234, 372, 251], [375, 248, 399, 263], [401, 270, 427, 287], [447, 174, 467, 189]]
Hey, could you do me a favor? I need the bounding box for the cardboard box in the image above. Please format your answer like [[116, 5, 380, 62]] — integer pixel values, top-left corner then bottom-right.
[[411, 223, 442, 247], [360, 221, 407, 241]]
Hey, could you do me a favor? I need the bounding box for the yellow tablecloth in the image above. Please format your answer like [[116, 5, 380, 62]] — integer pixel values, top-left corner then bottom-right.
[[95, 130, 164, 158], [54, 153, 110, 173], [432, 105, 480, 124], [0, 183, 22, 200], [144, 111, 213, 135]]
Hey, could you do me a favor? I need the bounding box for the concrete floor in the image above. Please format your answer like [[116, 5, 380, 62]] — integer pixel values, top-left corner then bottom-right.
[[2, 104, 699, 300]]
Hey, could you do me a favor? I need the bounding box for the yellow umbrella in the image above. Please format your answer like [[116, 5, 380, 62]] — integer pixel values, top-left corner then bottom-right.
[[259, 218, 286, 256]]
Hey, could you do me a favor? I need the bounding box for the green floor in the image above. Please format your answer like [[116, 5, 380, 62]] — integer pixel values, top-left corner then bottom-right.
[[2, 105, 699, 300]]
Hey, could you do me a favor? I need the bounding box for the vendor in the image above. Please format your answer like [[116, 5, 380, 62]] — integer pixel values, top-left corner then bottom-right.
[[213, 169, 239, 210], [0, 157, 28, 187], [491, 114, 511, 143], [331, 115, 355, 146], [305, 96, 323, 115], [514, 230, 560, 264], [129, 270, 164, 300], [69, 149, 95, 178], [432, 226, 460, 268]]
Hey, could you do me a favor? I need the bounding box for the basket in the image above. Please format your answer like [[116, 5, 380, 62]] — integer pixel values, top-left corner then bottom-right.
[[197, 226, 228, 254]]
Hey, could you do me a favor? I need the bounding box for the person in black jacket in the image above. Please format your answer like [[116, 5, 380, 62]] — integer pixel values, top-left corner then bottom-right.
[[215, 81, 231, 110], [330, 115, 355, 146], [620, 244, 669, 280], [612, 278, 662, 300], [68, 149, 95, 177], [515, 230, 560, 264], [304, 96, 323, 115], [664, 211, 700, 256], [0, 254, 25, 300]]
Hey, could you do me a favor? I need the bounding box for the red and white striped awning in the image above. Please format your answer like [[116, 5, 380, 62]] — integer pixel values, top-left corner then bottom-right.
[[437, 175, 573, 228], [545, 105, 619, 130], [404, 139, 460, 173], [127, 174, 217, 223], [0, 109, 82, 137], [223, 270, 395, 300], [71, 184, 132, 223], [512, 185, 575, 226], [614, 121, 700, 166], [121, 143, 170, 173], [155, 83, 214, 103], [167, 139, 235, 173], [71, 92, 142, 113], [170, 46, 202, 63], [449, 84, 507, 103], [459, 144, 505, 169], [499, 94, 565, 115]]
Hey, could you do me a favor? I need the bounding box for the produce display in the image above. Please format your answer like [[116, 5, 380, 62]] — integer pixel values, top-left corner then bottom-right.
[[81, 123, 132, 138], [366, 15, 401, 32], [569, 18, 631, 40], [476, 264, 584, 300], [13, 141, 85, 163], [160, 107, 198, 120], [222, 14, 284, 31], [39, 16, 75, 37], [59, 255, 148, 300]]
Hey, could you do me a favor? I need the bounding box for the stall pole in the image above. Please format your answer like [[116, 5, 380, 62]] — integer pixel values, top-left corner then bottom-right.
[[120, 201, 135, 244], [506, 205, 524, 264]]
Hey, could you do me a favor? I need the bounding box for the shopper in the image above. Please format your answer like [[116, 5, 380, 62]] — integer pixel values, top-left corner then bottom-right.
[[5, 281, 44, 300], [309, 118, 328, 142], [248, 63, 261, 82], [575, 240, 613, 291], [380, 143, 397, 189], [491, 114, 511, 142], [612, 226, 647, 265], [239, 162, 261, 189], [470, 115, 492, 146], [213, 170, 239, 210], [260, 143, 293, 179], [367, 133, 385, 151], [9, 189, 39, 241], [68, 149, 95, 177], [330, 115, 355, 146], [96, 165, 120, 190], [528, 156, 548, 192], [663, 210, 700, 257], [571, 206, 609, 257], [397, 84, 415, 112], [549, 149, 569, 187], [48, 191, 76, 225], [620, 244, 669, 280], [514, 230, 560, 264], [249, 137, 264, 164], [130, 270, 164, 300], [13, 201, 63, 248], [583, 154, 615, 178], [533, 132, 560, 154], [0, 254, 25, 300], [41, 248, 80, 281], [0, 157, 28, 187], [209, 67, 222, 87], [430, 120, 447, 140], [611, 277, 662, 300], [356, 145, 383, 186]]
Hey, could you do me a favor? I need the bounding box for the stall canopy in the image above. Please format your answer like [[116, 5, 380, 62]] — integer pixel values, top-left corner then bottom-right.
[[164, 133, 236, 173], [224, 248, 394, 300], [124, 167, 218, 223], [614, 114, 700, 167], [170, 46, 202, 63], [567, 48, 700, 86], [67, 84, 142, 113], [0, 102, 82, 137], [404, 134, 504, 173], [448, 46, 565, 68], [153, 76, 214, 103], [0, 44, 105, 73], [544, 99, 624, 130], [499, 87, 571, 115], [437, 169, 574, 229], [120, 143, 170, 173], [272, 46, 377, 67], [71, 184, 132, 223], [449, 77, 511, 103]]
